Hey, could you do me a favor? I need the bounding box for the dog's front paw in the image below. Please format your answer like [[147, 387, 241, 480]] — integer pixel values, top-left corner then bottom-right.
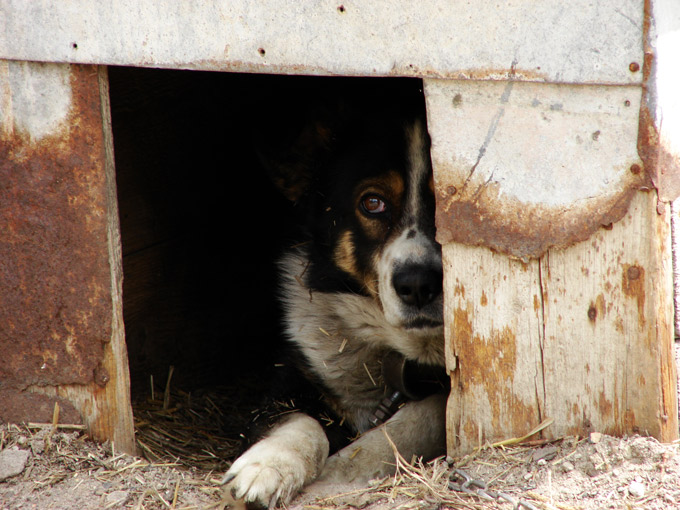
[[222, 413, 329, 508], [223, 453, 294, 509]]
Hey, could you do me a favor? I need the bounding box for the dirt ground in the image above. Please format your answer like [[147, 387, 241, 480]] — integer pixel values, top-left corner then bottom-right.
[[2, 344, 679, 510], [1, 421, 679, 510]]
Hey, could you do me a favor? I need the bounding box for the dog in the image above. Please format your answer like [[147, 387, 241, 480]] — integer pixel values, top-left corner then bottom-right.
[[222, 79, 447, 508]]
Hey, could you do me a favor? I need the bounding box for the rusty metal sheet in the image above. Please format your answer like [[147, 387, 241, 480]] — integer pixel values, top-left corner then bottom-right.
[[425, 79, 647, 261], [0, 61, 112, 390], [0, 389, 82, 424], [0, 0, 643, 85]]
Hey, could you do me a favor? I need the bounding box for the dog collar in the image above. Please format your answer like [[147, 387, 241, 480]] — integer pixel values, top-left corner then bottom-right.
[[368, 351, 448, 427], [368, 389, 406, 428]]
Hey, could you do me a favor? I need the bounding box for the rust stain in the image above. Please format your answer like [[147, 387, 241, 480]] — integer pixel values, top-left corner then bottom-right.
[[564, 407, 591, 437], [621, 263, 646, 328], [453, 307, 473, 354], [624, 409, 637, 432], [565, 396, 626, 437], [597, 375, 621, 432], [461, 418, 478, 449], [463, 324, 517, 387], [0, 389, 82, 424], [453, 306, 538, 441], [0, 64, 112, 393], [615, 317, 625, 334], [598, 391, 613, 420], [571, 402, 580, 419], [588, 294, 606, 323], [595, 294, 606, 319], [479, 291, 488, 307], [435, 177, 645, 261]]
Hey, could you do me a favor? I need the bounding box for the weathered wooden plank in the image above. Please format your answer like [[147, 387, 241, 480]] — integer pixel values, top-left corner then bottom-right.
[[443, 184, 677, 455], [444, 249, 544, 450], [539, 191, 677, 441], [0, 0, 643, 85], [0, 61, 135, 453]]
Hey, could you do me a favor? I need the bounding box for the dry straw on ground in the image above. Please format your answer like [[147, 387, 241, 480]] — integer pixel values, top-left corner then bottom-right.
[[2, 380, 680, 510]]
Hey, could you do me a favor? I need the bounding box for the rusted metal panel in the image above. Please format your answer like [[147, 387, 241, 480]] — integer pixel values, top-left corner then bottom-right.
[[0, 389, 81, 425], [425, 79, 647, 260], [0, 62, 112, 393], [0, 0, 643, 85]]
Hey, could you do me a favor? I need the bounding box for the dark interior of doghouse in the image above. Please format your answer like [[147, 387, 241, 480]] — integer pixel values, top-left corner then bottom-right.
[[107, 68, 424, 466], [109, 68, 293, 395]]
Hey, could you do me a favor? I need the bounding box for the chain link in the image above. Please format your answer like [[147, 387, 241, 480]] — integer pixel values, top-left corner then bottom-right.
[[448, 468, 540, 510]]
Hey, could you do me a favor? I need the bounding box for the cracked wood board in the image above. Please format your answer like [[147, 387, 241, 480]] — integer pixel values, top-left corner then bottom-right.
[[443, 186, 677, 455], [0, 61, 135, 454]]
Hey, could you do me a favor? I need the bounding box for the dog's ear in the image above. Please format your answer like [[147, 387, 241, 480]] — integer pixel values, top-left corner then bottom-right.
[[252, 76, 421, 202], [256, 116, 335, 203], [251, 76, 359, 203]]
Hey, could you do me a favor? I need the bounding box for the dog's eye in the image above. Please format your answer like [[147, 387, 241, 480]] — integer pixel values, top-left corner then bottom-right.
[[361, 194, 388, 215]]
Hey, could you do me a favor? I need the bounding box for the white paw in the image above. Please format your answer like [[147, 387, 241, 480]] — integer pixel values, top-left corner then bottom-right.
[[222, 414, 329, 508], [223, 446, 302, 508]]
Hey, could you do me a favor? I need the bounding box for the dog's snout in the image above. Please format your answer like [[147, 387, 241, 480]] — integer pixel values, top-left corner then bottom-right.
[[392, 265, 442, 308]]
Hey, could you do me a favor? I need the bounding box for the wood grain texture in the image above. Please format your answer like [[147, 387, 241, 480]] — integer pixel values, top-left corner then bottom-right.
[[445, 190, 678, 455]]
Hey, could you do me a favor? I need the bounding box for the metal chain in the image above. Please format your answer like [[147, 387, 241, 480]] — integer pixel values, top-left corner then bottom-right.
[[448, 468, 540, 510]]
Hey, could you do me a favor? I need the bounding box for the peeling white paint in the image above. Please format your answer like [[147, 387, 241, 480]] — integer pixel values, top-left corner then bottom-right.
[[0, 61, 72, 142]]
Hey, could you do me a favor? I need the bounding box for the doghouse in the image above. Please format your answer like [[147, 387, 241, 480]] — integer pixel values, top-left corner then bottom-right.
[[1, 0, 678, 457]]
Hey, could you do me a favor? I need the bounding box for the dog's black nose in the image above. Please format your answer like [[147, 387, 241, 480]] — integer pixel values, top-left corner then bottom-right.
[[392, 265, 442, 308]]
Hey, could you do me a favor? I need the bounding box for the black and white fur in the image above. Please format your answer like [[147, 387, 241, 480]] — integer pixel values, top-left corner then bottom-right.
[[223, 81, 447, 508]]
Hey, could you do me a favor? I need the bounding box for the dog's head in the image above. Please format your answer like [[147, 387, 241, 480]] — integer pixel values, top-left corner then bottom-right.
[[262, 80, 443, 338]]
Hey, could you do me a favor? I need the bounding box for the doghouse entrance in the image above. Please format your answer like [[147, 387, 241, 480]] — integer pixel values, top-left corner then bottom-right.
[[109, 68, 296, 467], [107, 68, 426, 466], [109, 68, 292, 393]]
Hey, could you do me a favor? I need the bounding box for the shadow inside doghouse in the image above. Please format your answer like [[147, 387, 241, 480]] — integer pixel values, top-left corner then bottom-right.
[[107, 67, 426, 467]]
